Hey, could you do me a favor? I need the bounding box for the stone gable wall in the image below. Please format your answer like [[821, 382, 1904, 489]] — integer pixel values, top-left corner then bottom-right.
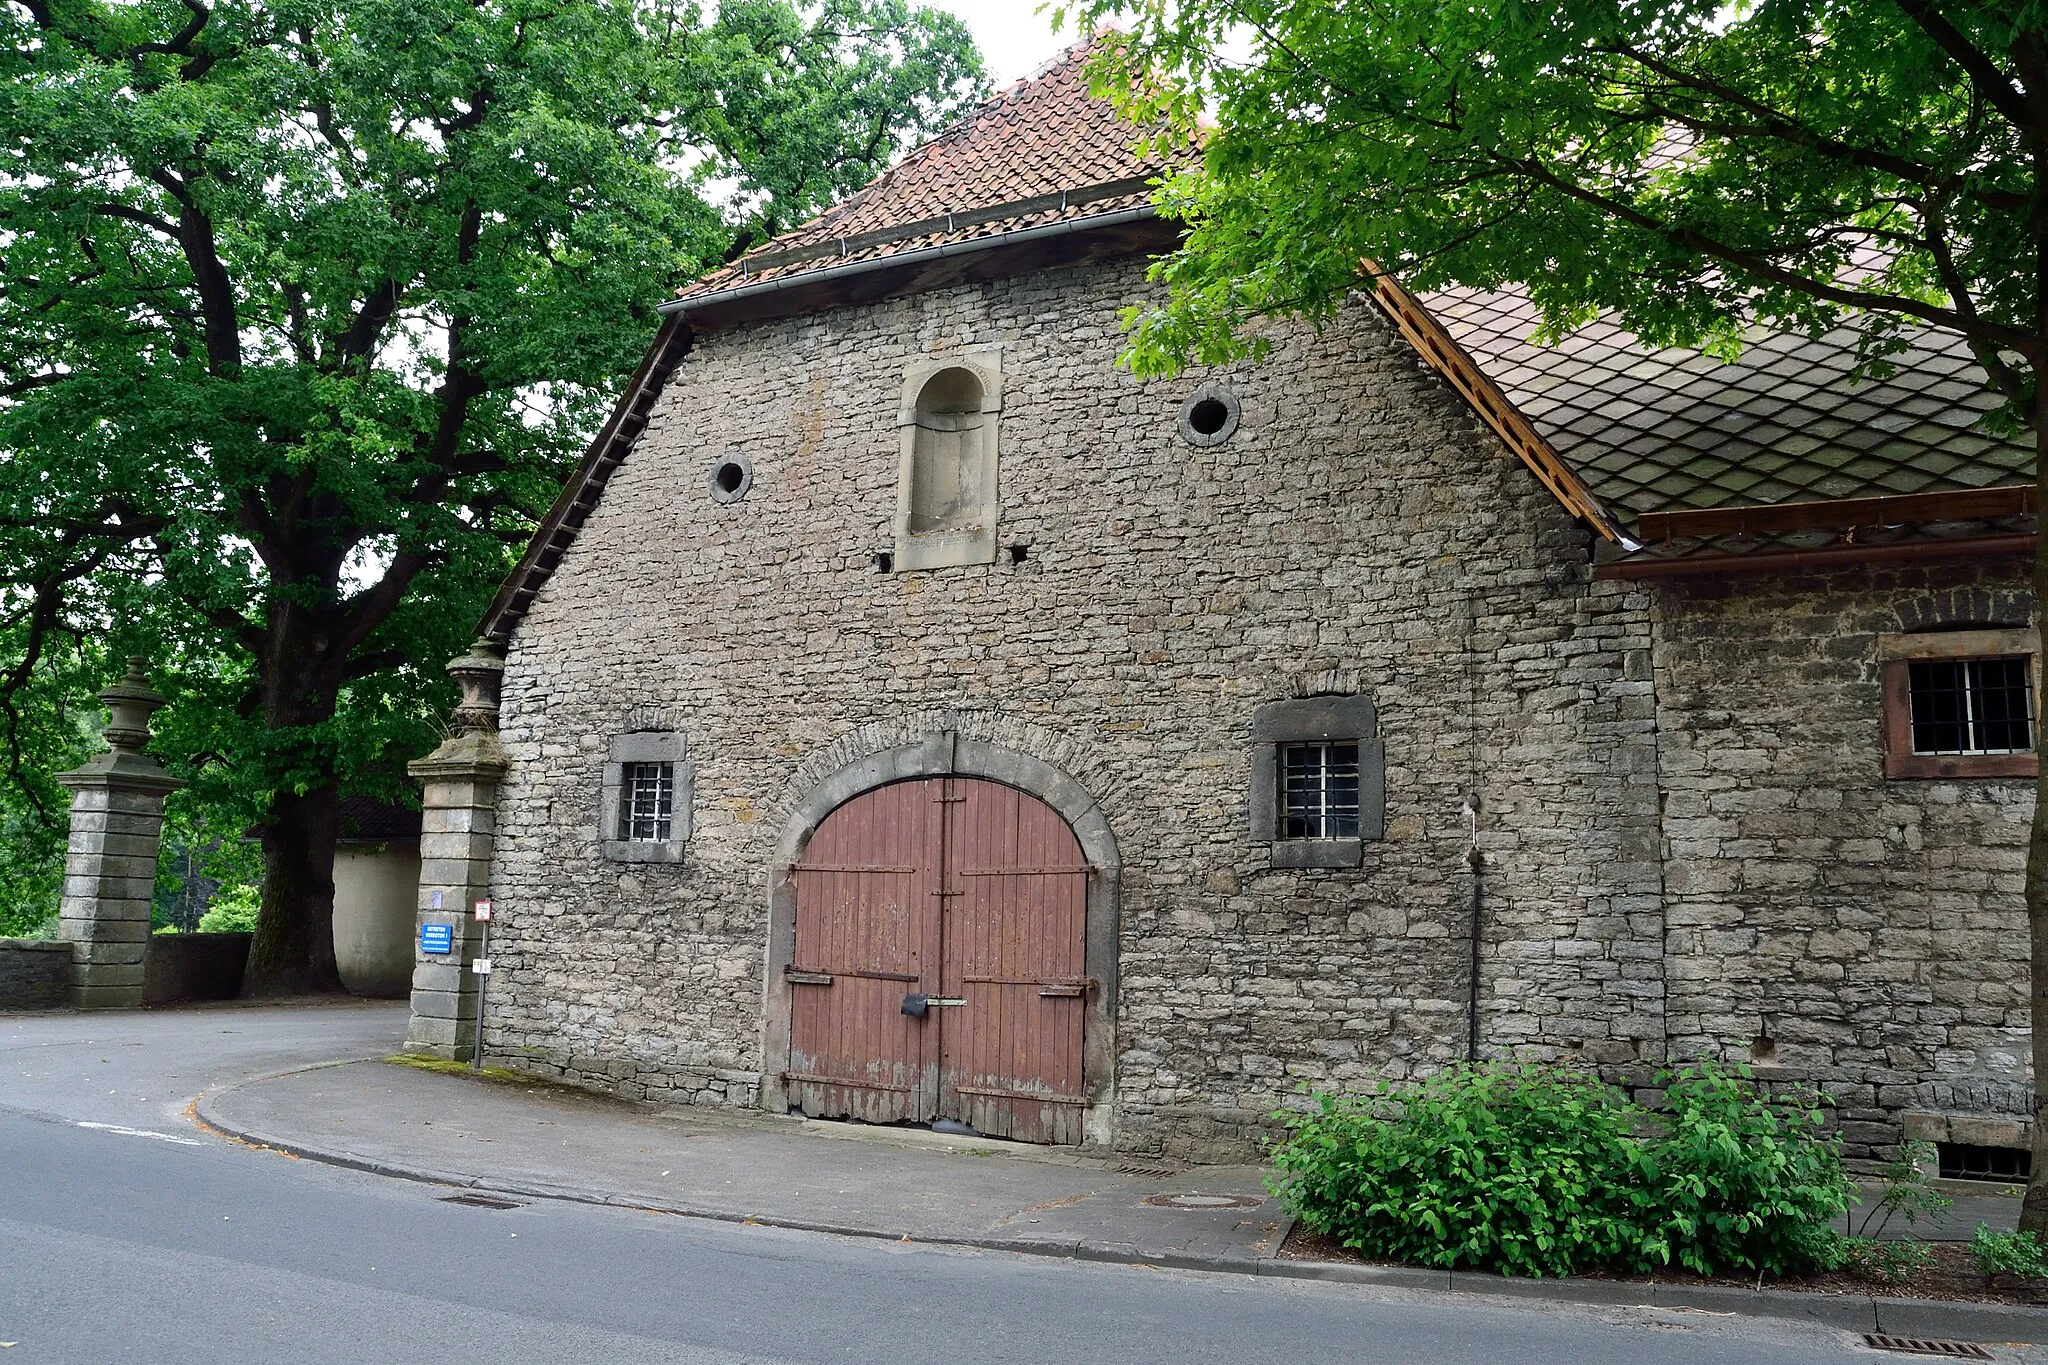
[[482, 256, 1669, 1159], [1653, 567, 2034, 1159]]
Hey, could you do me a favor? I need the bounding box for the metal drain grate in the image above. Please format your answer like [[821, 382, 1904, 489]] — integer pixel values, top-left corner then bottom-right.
[[1864, 1336, 1995, 1360], [1115, 1163, 1181, 1178], [440, 1193, 524, 1210]]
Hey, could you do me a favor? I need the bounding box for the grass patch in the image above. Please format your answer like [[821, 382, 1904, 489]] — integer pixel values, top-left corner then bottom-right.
[[382, 1052, 611, 1103]]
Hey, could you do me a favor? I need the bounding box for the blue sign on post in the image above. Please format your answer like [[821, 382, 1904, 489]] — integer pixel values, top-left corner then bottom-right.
[[420, 922, 454, 955]]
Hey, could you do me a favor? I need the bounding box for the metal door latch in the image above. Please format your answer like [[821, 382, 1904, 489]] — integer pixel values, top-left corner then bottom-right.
[[901, 994, 968, 1016]]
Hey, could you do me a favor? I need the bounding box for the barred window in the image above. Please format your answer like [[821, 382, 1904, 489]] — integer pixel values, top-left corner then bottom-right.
[[618, 762, 675, 842], [1908, 658, 2034, 756], [1280, 743, 1361, 840]]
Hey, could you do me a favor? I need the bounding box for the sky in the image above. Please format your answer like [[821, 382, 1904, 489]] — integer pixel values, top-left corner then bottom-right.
[[927, 1, 1076, 86]]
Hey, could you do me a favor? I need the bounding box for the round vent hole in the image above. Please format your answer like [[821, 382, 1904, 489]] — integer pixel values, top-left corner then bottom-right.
[[1188, 397, 1230, 436]]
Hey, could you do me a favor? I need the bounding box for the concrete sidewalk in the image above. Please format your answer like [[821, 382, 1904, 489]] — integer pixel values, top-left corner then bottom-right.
[[197, 1059, 1285, 1266], [193, 1055, 2048, 1344]]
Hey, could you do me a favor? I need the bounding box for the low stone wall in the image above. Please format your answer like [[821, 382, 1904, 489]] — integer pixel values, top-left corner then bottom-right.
[[0, 939, 69, 1009], [144, 932, 251, 1004]]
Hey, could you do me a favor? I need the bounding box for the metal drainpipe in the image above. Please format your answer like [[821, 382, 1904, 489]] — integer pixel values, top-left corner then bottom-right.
[[1464, 793, 1483, 1064]]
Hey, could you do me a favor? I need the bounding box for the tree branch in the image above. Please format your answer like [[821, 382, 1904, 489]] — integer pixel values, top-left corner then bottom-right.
[[1891, 0, 2033, 132], [332, 550, 433, 659], [89, 202, 181, 236], [0, 373, 67, 400], [1498, 152, 2038, 354], [134, 0, 209, 58], [332, 279, 402, 364]]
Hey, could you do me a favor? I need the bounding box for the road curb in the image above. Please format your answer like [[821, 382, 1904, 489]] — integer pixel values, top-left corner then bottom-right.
[[193, 1069, 2048, 1343]]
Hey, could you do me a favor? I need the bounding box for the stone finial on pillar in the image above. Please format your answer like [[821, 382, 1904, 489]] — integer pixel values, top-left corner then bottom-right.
[[404, 639, 510, 1058], [57, 658, 184, 1009]]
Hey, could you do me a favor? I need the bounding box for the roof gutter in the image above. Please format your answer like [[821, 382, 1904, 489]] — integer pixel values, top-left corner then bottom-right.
[[1594, 532, 2036, 580], [659, 205, 1160, 318]]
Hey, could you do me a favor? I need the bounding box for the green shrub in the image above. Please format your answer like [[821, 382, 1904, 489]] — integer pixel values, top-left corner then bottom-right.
[[1971, 1225, 2048, 1285], [1643, 1068, 1855, 1276], [196, 884, 260, 934], [1849, 1140, 1951, 1241], [1270, 1066, 1650, 1277], [1270, 1063, 1854, 1279]]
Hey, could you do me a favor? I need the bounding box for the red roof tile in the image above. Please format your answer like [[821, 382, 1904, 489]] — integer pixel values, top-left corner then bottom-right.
[[674, 36, 1180, 307]]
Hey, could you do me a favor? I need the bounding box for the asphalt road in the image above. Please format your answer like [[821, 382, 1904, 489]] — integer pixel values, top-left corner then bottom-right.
[[0, 1004, 2021, 1364]]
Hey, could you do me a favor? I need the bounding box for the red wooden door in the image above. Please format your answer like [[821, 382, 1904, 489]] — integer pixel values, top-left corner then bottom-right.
[[937, 778, 1090, 1144], [787, 778, 1089, 1142], [785, 780, 942, 1123]]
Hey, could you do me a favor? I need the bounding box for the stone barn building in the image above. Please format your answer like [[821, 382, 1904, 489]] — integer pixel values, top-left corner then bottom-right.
[[402, 43, 2039, 1168]]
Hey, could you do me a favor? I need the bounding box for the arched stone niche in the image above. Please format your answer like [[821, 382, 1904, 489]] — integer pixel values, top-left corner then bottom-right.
[[893, 352, 1001, 570]]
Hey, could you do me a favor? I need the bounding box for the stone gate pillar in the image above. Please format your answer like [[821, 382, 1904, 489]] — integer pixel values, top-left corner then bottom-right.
[[403, 640, 508, 1058], [57, 659, 183, 1008]]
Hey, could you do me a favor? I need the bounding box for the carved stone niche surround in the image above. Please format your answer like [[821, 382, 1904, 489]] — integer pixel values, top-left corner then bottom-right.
[[892, 350, 1002, 571]]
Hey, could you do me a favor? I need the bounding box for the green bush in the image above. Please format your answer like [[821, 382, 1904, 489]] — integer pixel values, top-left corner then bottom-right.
[[1270, 1063, 1854, 1279], [196, 884, 260, 934], [1643, 1068, 1854, 1276], [1971, 1225, 2048, 1285]]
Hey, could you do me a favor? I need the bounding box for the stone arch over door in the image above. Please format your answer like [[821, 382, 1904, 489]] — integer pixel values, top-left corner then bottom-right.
[[763, 731, 1119, 1146]]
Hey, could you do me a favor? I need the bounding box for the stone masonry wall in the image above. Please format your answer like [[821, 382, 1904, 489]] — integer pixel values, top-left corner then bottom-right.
[[484, 256, 1667, 1160], [0, 939, 69, 1009], [1654, 566, 2034, 1160]]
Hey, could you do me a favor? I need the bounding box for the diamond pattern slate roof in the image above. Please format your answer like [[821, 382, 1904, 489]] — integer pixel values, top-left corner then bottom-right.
[[675, 37, 1178, 308], [1424, 286, 2030, 521]]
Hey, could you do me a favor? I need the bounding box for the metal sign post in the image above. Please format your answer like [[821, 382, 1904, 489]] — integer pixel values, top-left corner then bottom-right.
[[471, 899, 493, 1070]]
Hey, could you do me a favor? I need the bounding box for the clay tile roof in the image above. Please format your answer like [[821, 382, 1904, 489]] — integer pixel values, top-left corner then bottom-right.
[[673, 35, 1180, 308], [1422, 285, 2031, 521]]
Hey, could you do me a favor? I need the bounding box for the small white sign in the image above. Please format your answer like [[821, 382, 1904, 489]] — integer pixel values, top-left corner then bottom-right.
[[472, 958, 492, 975], [473, 899, 493, 922], [430, 890, 444, 910]]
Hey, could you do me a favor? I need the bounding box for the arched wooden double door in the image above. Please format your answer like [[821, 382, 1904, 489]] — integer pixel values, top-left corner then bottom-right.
[[785, 777, 1090, 1144]]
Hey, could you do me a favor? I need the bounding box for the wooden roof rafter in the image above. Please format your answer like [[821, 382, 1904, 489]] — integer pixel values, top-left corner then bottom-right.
[[477, 312, 696, 646], [1365, 263, 1628, 545]]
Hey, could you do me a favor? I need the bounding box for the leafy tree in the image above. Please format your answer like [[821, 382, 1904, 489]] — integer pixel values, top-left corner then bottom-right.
[[1068, 0, 2046, 1223], [0, 626, 100, 937], [0, 0, 984, 988]]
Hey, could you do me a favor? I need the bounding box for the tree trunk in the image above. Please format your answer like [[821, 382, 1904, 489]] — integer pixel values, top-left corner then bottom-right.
[[243, 781, 345, 996], [2023, 383, 2048, 1236], [239, 597, 349, 998]]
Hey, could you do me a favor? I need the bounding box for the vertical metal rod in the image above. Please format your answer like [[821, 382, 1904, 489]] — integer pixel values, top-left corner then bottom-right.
[[472, 914, 491, 1071], [1463, 794, 1483, 1065]]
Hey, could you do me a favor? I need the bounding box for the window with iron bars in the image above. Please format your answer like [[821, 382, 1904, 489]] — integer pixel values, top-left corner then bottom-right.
[[1279, 742, 1361, 840], [618, 762, 674, 842], [1908, 657, 2034, 756]]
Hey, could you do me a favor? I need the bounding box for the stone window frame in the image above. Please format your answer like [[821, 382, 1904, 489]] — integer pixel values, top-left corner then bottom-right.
[[1879, 628, 2040, 780], [891, 350, 1002, 572], [1249, 695, 1385, 868], [599, 731, 692, 863]]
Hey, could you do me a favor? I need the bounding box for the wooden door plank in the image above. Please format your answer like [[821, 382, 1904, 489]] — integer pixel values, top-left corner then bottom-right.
[[936, 778, 1088, 1143], [788, 779, 940, 1125]]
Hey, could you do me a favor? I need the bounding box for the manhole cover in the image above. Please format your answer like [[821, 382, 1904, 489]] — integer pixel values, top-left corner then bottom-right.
[[1864, 1336, 1994, 1361], [1141, 1193, 1264, 1210]]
